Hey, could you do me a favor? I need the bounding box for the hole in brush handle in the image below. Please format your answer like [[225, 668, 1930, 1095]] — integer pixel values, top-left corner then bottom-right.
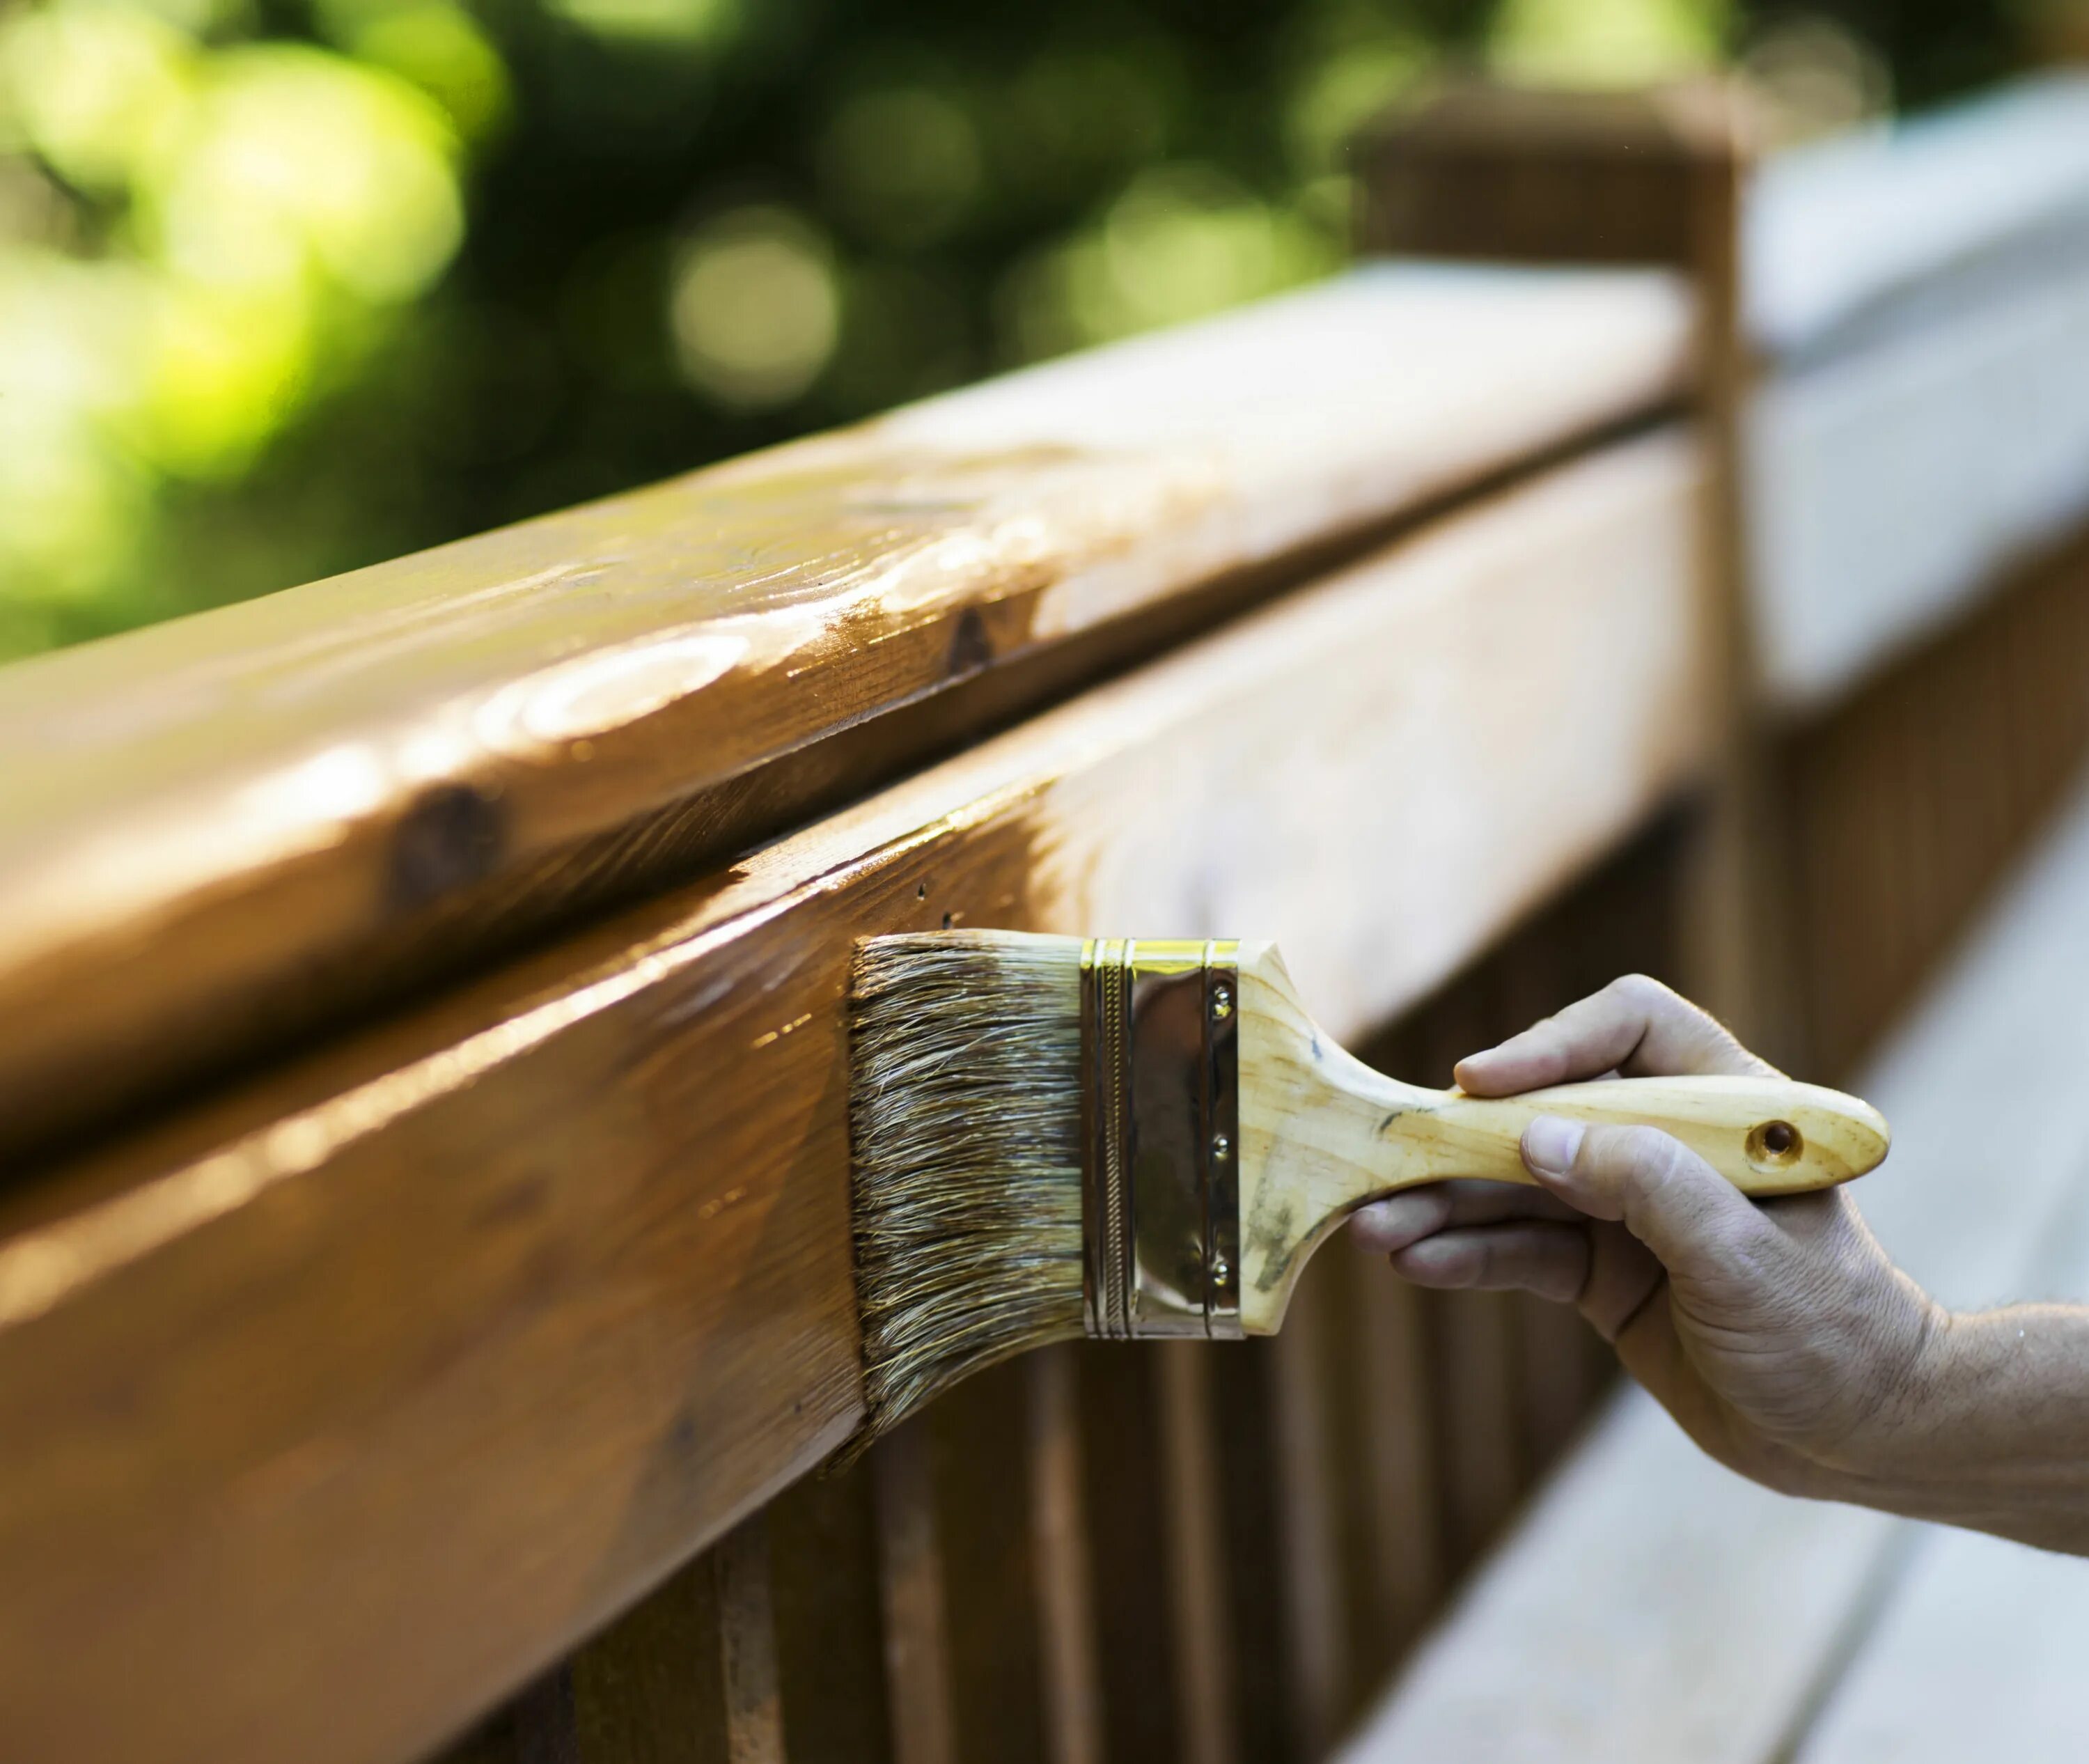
[[1745, 1118, 1804, 1172]]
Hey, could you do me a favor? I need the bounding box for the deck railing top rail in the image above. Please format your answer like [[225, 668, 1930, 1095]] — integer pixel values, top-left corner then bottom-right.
[[1748, 71, 2089, 358], [0, 263, 1687, 1168]]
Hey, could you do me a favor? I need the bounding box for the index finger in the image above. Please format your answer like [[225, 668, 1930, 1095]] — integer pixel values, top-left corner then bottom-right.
[[1453, 974, 1776, 1095]]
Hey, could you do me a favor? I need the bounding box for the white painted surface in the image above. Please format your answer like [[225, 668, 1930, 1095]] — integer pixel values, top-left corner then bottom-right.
[[1750, 259, 2089, 708], [1743, 75, 2089, 708], [1748, 74, 2089, 358]]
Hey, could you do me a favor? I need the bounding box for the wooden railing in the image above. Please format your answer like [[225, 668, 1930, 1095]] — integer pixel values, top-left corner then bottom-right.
[[4, 70, 2089, 1764]]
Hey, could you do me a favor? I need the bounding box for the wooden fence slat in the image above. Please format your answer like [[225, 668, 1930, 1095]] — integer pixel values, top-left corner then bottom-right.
[[567, 1557, 727, 1764], [0, 436, 1705, 1764], [1155, 1343, 1239, 1764], [929, 1364, 1049, 1764], [513, 1672, 583, 1764], [1267, 1270, 1349, 1758], [0, 270, 1689, 1166], [874, 1423, 957, 1764], [1026, 1348, 1104, 1764], [1074, 1347, 1187, 1761], [767, 1458, 893, 1764], [1343, 1251, 1441, 1664], [1210, 1345, 1294, 1764], [717, 1519, 787, 1764]]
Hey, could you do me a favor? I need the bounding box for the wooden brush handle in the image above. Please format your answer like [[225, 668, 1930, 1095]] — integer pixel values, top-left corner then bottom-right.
[[1378, 1074, 1891, 1197], [1232, 942, 1891, 1334]]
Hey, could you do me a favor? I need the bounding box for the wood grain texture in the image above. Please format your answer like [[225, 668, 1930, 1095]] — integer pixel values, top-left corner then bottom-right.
[[0, 435, 1706, 1764], [0, 265, 1689, 1165], [1356, 79, 1744, 270]]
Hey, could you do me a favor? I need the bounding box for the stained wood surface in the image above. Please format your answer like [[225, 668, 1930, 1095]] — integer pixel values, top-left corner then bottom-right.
[[0, 264, 1688, 1166], [1788, 529, 2089, 1079], [1026, 1348, 1104, 1764], [1338, 756, 2089, 1763], [0, 434, 1705, 1764], [1153, 1343, 1237, 1764]]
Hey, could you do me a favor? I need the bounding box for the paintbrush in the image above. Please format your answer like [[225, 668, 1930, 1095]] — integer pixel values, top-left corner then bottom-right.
[[848, 932, 1889, 1433]]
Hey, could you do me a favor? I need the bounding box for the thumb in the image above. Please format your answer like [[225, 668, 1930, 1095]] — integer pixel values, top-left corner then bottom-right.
[[1521, 1116, 1767, 1280]]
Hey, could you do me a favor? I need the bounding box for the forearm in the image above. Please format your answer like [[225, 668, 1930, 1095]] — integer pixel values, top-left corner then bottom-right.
[[1831, 1303, 2089, 1555]]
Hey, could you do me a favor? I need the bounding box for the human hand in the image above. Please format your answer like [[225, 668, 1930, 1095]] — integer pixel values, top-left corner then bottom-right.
[[1350, 976, 1940, 1496]]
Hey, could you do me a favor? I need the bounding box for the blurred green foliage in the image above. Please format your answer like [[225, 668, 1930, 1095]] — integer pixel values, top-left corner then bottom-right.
[[0, 0, 2046, 658]]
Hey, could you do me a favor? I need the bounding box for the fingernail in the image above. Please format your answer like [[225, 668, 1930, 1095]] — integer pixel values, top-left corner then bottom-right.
[[1523, 1115, 1585, 1176]]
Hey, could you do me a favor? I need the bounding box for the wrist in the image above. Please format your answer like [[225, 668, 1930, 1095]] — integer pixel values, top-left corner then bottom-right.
[[1812, 1278, 1953, 1489], [1824, 1304, 2014, 1521]]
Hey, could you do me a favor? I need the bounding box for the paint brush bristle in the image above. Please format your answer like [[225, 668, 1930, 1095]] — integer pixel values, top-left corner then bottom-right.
[[848, 931, 1087, 1435]]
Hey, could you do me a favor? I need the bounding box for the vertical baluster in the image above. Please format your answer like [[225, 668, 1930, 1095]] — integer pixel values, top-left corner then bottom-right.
[[1078, 1343, 1189, 1759], [1157, 1341, 1240, 1764], [717, 1518, 786, 1764], [874, 1419, 957, 1764], [769, 1456, 894, 1764], [1416, 981, 1526, 1575], [929, 1361, 1050, 1764], [1265, 1270, 1348, 1758], [563, 1549, 727, 1764], [513, 1673, 581, 1764], [1343, 1235, 1441, 1664], [1028, 1346, 1103, 1764]]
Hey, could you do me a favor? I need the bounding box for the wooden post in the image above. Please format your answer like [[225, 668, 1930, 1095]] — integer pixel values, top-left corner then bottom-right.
[[1357, 79, 1793, 1057]]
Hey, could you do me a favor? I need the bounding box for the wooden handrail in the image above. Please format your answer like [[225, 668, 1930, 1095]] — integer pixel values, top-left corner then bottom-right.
[[0, 266, 1687, 1167], [0, 435, 1705, 1764], [1746, 73, 2089, 359]]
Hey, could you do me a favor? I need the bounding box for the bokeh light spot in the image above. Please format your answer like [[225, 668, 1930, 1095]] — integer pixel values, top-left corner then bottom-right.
[[545, 0, 737, 50], [671, 207, 841, 410], [820, 84, 982, 247], [0, 0, 198, 196], [146, 47, 464, 304], [318, 0, 512, 145], [1489, 0, 1728, 88]]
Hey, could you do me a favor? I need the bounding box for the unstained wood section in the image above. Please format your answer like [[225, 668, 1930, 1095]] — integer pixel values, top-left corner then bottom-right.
[[0, 266, 1688, 1162], [0, 435, 1706, 1764]]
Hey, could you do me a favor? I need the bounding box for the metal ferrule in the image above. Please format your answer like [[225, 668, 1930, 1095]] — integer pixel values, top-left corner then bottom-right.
[[1079, 939, 1242, 1342]]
